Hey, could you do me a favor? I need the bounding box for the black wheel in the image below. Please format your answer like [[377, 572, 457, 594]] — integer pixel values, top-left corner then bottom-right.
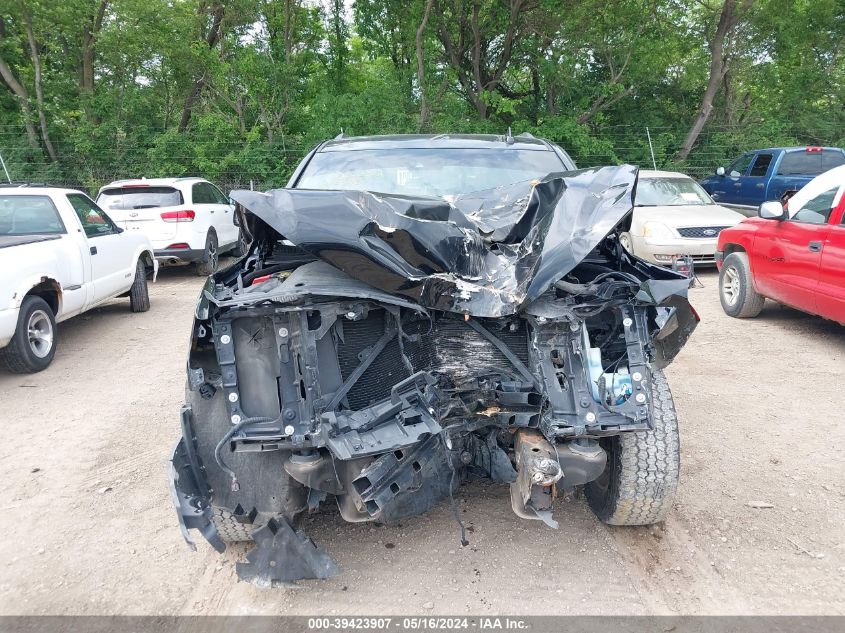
[[229, 228, 249, 258], [585, 369, 680, 526], [129, 259, 150, 313], [719, 252, 765, 318], [1, 296, 57, 373], [196, 232, 219, 276]]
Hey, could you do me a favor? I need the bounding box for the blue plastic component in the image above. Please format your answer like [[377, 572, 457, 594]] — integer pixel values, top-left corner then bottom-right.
[[582, 326, 633, 405]]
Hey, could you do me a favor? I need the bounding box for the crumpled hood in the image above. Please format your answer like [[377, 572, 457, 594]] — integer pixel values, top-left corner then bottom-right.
[[230, 165, 638, 317]]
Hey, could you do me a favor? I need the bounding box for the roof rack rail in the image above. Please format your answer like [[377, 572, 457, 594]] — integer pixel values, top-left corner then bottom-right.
[[0, 182, 52, 188], [517, 132, 535, 139]]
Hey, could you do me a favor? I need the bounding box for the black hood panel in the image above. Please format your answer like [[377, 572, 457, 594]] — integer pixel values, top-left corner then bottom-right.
[[230, 165, 638, 317]]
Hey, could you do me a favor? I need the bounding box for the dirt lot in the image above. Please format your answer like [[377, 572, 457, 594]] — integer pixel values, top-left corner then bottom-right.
[[1, 266, 843, 615]]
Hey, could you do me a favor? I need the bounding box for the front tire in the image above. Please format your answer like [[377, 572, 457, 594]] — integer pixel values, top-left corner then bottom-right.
[[129, 259, 150, 313], [585, 369, 680, 526], [211, 506, 258, 543], [719, 252, 765, 318], [196, 232, 219, 276], [229, 229, 249, 258], [187, 386, 307, 544], [1, 296, 57, 373]]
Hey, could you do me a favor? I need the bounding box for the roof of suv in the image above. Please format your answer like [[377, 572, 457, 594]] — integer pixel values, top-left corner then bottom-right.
[[98, 177, 205, 191], [319, 133, 556, 152]]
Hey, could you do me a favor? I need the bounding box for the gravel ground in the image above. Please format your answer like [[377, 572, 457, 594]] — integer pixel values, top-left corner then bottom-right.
[[0, 267, 843, 615]]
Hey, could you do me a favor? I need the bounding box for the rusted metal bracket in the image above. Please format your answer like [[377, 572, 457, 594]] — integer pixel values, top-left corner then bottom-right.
[[509, 429, 563, 528]]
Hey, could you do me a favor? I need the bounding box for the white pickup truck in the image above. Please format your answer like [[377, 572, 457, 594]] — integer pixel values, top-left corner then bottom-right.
[[0, 186, 158, 373]]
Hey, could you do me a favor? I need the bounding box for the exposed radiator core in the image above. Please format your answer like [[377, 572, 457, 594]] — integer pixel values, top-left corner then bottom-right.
[[335, 311, 530, 410]]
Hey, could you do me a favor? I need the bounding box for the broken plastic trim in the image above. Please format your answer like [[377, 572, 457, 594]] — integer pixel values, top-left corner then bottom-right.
[[236, 516, 340, 588]]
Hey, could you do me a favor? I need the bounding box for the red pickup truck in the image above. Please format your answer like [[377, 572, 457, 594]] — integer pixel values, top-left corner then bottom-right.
[[715, 165, 845, 325]]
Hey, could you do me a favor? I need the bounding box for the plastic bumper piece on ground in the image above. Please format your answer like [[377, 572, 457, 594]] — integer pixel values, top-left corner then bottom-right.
[[168, 405, 225, 553]]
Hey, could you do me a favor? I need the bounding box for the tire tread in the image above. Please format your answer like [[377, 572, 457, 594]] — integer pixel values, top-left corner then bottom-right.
[[586, 369, 680, 526], [129, 259, 150, 313], [210, 507, 255, 542]]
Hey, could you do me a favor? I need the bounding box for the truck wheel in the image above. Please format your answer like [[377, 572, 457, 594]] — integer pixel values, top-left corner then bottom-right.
[[1, 296, 57, 373], [129, 259, 150, 313], [210, 483, 305, 544], [585, 369, 680, 526], [188, 385, 308, 543], [210, 506, 258, 542], [229, 229, 248, 258], [196, 232, 218, 276], [719, 252, 765, 318]]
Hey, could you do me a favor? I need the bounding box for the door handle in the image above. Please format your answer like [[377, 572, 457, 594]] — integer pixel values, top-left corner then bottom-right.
[[756, 183, 764, 188], [734, 182, 742, 187], [808, 241, 823, 253], [90, 246, 97, 255]]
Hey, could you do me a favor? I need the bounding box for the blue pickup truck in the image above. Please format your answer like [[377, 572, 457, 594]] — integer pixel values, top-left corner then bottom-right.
[[699, 146, 845, 216]]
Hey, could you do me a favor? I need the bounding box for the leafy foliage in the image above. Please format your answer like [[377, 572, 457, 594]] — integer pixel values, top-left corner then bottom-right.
[[0, 0, 842, 191]]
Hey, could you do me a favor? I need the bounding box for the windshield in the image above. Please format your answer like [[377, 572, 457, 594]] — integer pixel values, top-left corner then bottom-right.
[[636, 178, 713, 206], [295, 148, 567, 197], [98, 186, 183, 210], [0, 195, 65, 235]]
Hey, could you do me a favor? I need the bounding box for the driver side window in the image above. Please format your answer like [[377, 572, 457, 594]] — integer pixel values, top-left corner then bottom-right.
[[727, 153, 754, 177], [67, 193, 118, 237], [790, 186, 839, 225]]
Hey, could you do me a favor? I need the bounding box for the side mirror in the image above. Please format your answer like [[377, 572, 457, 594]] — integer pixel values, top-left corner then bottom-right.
[[759, 201, 785, 220], [715, 167, 725, 176]]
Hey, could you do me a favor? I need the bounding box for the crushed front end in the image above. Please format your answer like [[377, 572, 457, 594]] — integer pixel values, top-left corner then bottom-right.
[[169, 166, 698, 586]]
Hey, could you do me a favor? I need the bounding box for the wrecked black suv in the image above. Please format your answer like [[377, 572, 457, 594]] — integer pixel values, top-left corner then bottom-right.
[[169, 134, 698, 586]]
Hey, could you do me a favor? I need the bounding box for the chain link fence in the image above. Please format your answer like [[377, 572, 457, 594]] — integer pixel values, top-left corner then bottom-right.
[[1, 122, 843, 195]]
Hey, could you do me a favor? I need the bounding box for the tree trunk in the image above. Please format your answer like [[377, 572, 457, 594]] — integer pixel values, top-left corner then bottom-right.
[[23, 8, 57, 162], [179, 3, 225, 132], [80, 0, 109, 120], [0, 54, 39, 150], [415, 0, 436, 131], [675, 0, 752, 161], [283, 0, 296, 64]]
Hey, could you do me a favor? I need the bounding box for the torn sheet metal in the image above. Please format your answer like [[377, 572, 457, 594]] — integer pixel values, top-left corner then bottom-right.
[[230, 166, 638, 318]]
